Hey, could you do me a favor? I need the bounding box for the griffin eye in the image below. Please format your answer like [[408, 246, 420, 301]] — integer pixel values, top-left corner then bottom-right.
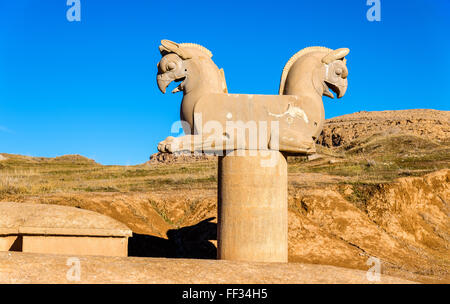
[[167, 62, 176, 70], [335, 68, 343, 75]]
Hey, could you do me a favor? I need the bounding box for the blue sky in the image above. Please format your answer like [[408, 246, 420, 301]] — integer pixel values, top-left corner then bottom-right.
[[0, 0, 449, 165]]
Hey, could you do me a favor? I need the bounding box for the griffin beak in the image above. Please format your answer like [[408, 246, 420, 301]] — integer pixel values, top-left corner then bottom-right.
[[324, 80, 348, 99], [337, 84, 347, 98], [157, 74, 173, 94], [323, 85, 334, 99]]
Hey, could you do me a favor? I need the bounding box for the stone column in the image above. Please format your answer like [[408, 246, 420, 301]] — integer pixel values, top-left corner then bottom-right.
[[217, 150, 288, 263]]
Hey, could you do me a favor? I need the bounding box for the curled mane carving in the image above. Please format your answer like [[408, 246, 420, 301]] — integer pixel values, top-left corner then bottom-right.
[[179, 43, 213, 58], [279, 46, 331, 94]]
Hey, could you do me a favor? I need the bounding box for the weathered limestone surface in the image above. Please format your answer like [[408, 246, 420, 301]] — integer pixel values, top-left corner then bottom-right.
[[156, 40, 349, 155], [0, 202, 132, 256], [0, 251, 415, 284], [0, 236, 17, 252], [218, 151, 288, 262]]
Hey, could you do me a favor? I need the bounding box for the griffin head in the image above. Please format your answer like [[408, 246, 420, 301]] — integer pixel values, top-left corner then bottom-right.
[[157, 40, 189, 94], [321, 48, 349, 99], [156, 40, 214, 94]]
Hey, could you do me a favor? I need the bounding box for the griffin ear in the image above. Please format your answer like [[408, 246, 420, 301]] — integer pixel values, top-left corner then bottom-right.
[[159, 39, 192, 59], [321, 48, 350, 64], [161, 40, 180, 51]]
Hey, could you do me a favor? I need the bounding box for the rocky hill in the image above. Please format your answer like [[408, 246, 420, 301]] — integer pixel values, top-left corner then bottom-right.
[[0, 153, 98, 166], [148, 151, 215, 164], [318, 109, 449, 147]]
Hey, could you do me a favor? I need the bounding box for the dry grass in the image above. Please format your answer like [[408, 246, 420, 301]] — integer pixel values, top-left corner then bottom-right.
[[0, 154, 217, 199], [289, 134, 450, 184], [1, 133, 448, 200]]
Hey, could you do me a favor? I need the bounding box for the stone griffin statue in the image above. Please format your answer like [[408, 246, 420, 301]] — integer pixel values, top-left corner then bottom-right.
[[156, 40, 349, 155]]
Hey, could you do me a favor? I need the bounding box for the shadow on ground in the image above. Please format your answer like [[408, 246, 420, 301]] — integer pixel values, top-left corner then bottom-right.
[[128, 217, 217, 259]]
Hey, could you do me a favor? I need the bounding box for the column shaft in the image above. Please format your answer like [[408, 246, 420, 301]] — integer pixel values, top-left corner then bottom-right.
[[217, 150, 288, 262]]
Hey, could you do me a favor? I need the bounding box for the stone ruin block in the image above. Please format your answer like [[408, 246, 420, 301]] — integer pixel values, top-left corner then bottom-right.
[[0, 202, 132, 257]]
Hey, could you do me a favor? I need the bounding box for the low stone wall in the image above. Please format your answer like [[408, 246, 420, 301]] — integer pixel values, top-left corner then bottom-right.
[[0, 202, 132, 257]]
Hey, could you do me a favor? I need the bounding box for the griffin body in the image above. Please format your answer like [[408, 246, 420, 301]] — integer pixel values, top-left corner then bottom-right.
[[156, 40, 349, 155]]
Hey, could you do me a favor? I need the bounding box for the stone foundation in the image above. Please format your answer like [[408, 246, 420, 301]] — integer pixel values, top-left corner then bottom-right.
[[0, 202, 132, 257]]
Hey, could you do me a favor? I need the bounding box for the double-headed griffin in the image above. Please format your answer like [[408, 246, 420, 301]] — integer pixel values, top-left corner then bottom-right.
[[156, 40, 349, 155]]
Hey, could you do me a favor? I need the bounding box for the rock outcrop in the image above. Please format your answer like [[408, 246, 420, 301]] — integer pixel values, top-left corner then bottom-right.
[[318, 109, 450, 147], [147, 151, 216, 164]]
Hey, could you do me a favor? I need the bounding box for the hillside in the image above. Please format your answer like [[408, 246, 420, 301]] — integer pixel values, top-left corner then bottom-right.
[[318, 109, 449, 147], [0, 109, 449, 283]]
